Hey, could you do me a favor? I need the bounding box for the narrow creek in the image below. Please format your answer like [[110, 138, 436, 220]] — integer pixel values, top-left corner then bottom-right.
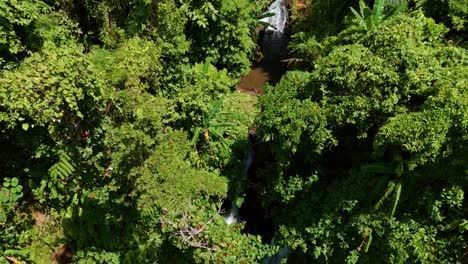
[[237, 0, 289, 95], [225, 0, 291, 262]]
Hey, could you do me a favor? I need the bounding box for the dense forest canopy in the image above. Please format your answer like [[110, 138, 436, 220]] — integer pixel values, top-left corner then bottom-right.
[[0, 0, 466, 263]]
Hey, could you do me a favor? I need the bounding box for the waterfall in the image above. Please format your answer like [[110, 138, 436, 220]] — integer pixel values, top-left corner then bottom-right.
[[226, 1, 291, 262], [238, 0, 289, 93], [224, 204, 239, 225], [259, 0, 289, 62], [261, 2, 291, 262], [224, 146, 254, 225], [264, 230, 290, 264], [260, 0, 289, 33], [244, 145, 255, 175]]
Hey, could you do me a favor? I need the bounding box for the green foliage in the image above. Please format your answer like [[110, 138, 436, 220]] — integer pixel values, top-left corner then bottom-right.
[[0, 0, 466, 262], [0, 44, 106, 129], [0, 178, 23, 204], [258, 6, 468, 263], [0, 178, 23, 222], [350, 0, 406, 31], [91, 36, 162, 92], [54, 0, 258, 76], [28, 211, 65, 264], [167, 61, 235, 127], [447, 0, 468, 32], [374, 180, 396, 211], [183, 0, 259, 76], [31, 10, 82, 49], [0, 177, 32, 264], [441, 185, 464, 209], [40, 153, 75, 201], [390, 182, 402, 218], [0, 0, 49, 64], [48, 153, 75, 183], [259, 71, 335, 160], [290, 0, 358, 38], [191, 97, 242, 169], [135, 130, 227, 213], [0, 0, 271, 261], [131, 130, 269, 263], [414, 0, 468, 38], [374, 109, 452, 169]]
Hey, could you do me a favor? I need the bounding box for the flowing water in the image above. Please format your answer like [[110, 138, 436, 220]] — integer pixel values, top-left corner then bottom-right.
[[237, 0, 289, 95], [259, 0, 289, 62], [224, 203, 239, 225], [223, 145, 254, 226], [229, 0, 290, 224], [264, 231, 291, 264], [230, 0, 291, 263], [229, 0, 289, 224]]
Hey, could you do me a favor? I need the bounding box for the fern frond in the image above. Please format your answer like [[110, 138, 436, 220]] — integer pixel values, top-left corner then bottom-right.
[[140, 204, 159, 219], [48, 154, 75, 181], [55, 165, 69, 180]]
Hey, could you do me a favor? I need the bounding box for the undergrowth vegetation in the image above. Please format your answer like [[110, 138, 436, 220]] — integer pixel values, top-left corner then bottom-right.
[[1, 0, 269, 263], [0, 0, 466, 263]]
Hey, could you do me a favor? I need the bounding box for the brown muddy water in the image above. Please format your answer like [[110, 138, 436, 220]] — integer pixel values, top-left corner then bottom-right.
[[237, 60, 286, 95]]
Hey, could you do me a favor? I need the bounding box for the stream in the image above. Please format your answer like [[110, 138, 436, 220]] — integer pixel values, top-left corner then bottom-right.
[[225, 0, 291, 262], [237, 0, 289, 95]]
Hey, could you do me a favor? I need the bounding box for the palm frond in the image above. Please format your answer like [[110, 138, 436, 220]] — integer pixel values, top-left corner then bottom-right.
[[350, 7, 365, 27], [383, 1, 407, 20], [390, 182, 402, 217], [365, 229, 373, 252], [208, 127, 224, 141], [374, 180, 396, 211], [191, 127, 203, 145], [361, 162, 396, 174], [372, 0, 385, 22], [210, 122, 236, 128], [351, 0, 404, 31]]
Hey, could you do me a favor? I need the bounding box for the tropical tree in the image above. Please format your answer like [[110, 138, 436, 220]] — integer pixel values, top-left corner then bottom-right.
[[257, 10, 468, 263]]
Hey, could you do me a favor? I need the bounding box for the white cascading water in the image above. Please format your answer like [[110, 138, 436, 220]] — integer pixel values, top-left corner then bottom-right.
[[260, 0, 288, 32], [224, 146, 253, 225], [259, 0, 289, 62], [224, 203, 239, 225], [244, 145, 255, 175], [263, 230, 291, 264]]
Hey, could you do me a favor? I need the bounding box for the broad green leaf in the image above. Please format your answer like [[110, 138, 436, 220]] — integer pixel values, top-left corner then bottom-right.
[[11, 177, 18, 187]]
